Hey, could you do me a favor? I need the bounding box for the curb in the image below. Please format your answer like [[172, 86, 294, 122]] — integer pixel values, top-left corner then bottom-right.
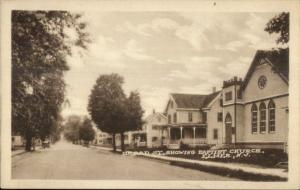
[[135, 154, 288, 181], [12, 150, 27, 157], [91, 145, 122, 152]]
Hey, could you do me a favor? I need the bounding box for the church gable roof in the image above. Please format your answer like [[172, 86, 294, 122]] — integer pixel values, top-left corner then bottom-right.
[[242, 48, 289, 90]]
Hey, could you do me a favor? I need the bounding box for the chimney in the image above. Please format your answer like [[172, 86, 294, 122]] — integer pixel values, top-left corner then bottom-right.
[[212, 87, 216, 93], [153, 109, 156, 114]]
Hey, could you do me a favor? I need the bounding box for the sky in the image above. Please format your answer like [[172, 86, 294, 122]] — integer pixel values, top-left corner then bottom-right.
[[61, 12, 285, 118]]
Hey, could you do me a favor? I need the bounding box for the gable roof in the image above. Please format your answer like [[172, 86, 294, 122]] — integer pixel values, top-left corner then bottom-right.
[[145, 112, 167, 121], [242, 48, 289, 90], [203, 91, 220, 107], [169, 91, 220, 109]]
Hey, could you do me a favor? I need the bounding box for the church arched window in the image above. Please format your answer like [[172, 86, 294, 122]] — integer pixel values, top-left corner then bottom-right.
[[251, 104, 258, 133], [259, 102, 267, 133], [268, 100, 276, 132]]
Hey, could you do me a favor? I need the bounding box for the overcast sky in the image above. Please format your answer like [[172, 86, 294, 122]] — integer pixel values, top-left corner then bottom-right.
[[61, 12, 284, 118]]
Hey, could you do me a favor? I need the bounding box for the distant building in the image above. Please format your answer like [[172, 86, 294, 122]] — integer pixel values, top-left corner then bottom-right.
[[92, 124, 112, 145], [126, 110, 167, 148], [12, 134, 25, 147]]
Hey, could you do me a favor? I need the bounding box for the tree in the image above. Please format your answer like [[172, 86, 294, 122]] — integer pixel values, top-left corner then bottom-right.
[[265, 12, 289, 44], [63, 115, 81, 144], [119, 91, 144, 151], [79, 118, 95, 145], [12, 11, 90, 151], [87, 73, 126, 151]]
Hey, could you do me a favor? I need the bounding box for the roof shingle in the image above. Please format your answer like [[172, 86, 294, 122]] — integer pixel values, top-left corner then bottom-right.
[[171, 91, 220, 109]]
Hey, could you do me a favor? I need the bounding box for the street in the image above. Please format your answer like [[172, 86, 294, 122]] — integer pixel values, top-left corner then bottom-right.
[[12, 140, 236, 180]]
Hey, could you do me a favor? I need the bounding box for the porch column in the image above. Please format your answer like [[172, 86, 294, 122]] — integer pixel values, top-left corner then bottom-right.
[[193, 127, 196, 146], [168, 127, 170, 145], [180, 126, 183, 141], [160, 127, 163, 146]]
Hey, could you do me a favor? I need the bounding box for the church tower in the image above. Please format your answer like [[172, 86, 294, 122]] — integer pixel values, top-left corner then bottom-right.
[[221, 76, 244, 145]]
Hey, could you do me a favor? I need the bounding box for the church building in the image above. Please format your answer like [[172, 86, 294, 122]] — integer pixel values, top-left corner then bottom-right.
[[160, 48, 289, 150]]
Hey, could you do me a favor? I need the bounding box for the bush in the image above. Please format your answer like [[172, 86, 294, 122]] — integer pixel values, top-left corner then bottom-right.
[[179, 142, 189, 150], [167, 148, 288, 167]]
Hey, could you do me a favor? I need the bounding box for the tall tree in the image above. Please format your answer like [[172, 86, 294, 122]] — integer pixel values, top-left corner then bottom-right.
[[63, 115, 82, 144], [79, 118, 95, 145], [265, 12, 289, 44], [119, 91, 144, 151], [12, 11, 90, 151], [87, 73, 126, 151]]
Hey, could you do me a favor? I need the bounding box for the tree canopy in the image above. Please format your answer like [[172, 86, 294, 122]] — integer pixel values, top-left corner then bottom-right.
[[12, 11, 90, 150], [63, 115, 82, 143], [79, 118, 95, 142], [265, 12, 289, 44], [87, 73, 144, 151], [87, 73, 126, 134], [122, 91, 144, 133]]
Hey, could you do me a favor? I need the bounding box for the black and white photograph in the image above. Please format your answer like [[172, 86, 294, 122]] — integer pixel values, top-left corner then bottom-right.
[[1, 0, 300, 189]]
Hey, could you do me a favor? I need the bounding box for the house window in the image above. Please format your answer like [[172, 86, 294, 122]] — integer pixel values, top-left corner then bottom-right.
[[202, 112, 207, 123], [188, 112, 193, 122], [217, 112, 223, 122], [259, 102, 267, 133], [213, 129, 218, 139], [268, 100, 276, 132], [225, 91, 232, 101], [168, 114, 171, 124], [196, 128, 206, 138], [251, 104, 258, 133], [173, 113, 177, 123]]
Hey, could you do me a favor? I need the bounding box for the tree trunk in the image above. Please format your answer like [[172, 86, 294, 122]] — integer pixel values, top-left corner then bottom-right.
[[120, 132, 125, 152], [25, 128, 32, 151], [112, 133, 116, 152]]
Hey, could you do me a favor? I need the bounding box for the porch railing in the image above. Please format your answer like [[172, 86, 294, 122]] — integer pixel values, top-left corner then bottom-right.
[[163, 138, 207, 145], [182, 138, 207, 145]]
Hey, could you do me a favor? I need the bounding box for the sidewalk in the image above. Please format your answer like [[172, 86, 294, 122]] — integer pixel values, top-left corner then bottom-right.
[[12, 149, 27, 157], [136, 154, 288, 181], [92, 145, 287, 181], [12, 146, 44, 157], [91, 145, 121, 152]]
